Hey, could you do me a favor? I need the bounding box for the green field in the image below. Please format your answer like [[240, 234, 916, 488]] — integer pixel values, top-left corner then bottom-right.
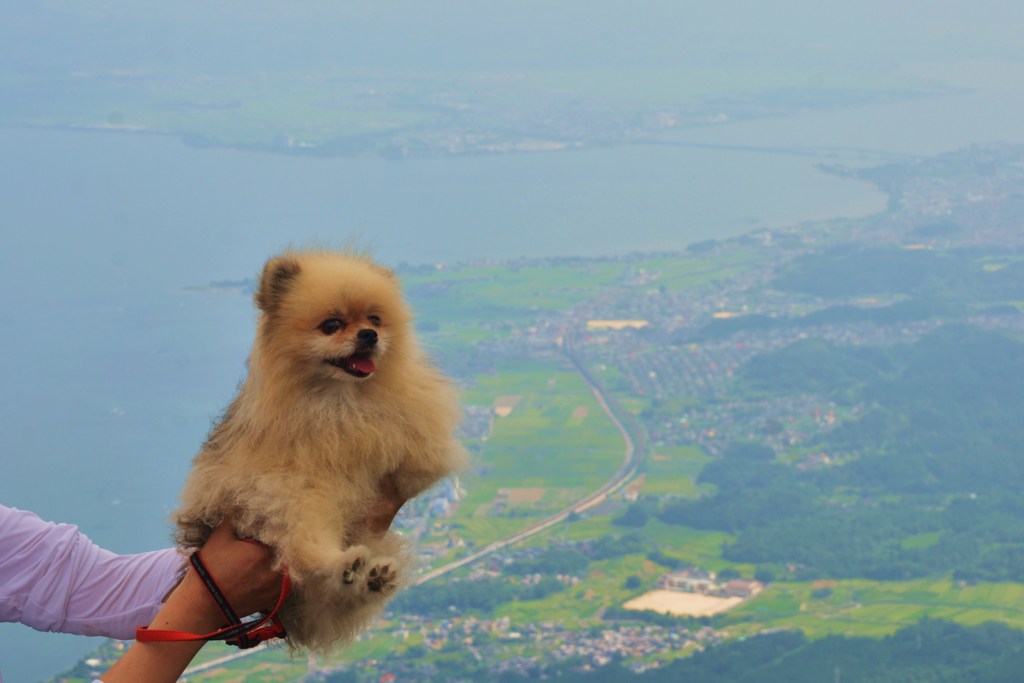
[[451, 358, 626, 546], [728, 579, 1024, 639], [640, 445, 712, 497]]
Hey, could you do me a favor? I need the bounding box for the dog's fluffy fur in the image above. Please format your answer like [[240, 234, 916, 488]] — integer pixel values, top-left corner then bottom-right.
[[174, 248, 467, 652]]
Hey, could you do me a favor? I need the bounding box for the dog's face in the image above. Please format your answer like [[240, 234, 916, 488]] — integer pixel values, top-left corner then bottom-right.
[[315, 311, 384, 380], [253, 250, 411, 384]]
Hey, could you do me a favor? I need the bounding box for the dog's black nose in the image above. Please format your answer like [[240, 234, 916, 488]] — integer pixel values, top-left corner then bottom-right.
[[357, 328, 378, 346]]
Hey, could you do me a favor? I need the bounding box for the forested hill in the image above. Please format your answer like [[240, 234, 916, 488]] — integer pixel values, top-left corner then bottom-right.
[[659, 324, 1024, 582]]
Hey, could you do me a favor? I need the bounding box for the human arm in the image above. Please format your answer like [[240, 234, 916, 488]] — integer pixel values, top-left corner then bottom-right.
[[0, 504, 181, 638]]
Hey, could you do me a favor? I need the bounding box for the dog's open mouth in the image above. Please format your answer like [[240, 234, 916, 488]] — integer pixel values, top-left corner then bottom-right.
[[326, 353, 376, 378]]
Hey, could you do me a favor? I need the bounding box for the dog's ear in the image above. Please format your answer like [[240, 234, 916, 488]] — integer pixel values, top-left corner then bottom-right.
[[255, 255, 302, 312]]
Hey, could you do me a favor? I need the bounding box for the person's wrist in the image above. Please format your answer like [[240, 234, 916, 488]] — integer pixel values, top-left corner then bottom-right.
[[156, 569, 226, 634]]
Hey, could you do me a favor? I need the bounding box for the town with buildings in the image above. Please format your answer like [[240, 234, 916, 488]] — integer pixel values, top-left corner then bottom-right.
[[365, 144, 1020, 681]]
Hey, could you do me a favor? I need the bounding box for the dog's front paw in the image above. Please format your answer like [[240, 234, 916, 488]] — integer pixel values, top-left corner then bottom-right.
[[336, 545, 371, 588], [366, 558, 399, 595]]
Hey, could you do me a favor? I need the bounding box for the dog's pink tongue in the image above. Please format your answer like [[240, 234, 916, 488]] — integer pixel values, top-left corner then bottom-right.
[[348, 355, 376, 375]]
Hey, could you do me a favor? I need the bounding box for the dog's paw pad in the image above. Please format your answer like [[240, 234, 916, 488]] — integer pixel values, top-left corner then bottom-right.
[[366, 562, 398, 594]]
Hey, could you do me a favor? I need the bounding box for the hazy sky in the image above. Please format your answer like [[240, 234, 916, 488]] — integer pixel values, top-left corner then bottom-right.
[[3, 1, 1024, 74]]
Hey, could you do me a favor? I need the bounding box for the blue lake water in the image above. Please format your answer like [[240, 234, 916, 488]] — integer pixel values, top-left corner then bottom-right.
[[2, 70, 1023, 681]]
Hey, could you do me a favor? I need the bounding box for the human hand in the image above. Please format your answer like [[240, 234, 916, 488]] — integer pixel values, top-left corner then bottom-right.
[[164, 521, 283, 633], [189, 522, 284, 618]]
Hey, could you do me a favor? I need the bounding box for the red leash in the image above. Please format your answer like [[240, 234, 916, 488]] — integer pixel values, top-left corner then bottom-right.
[[136, 549, 291, 649]]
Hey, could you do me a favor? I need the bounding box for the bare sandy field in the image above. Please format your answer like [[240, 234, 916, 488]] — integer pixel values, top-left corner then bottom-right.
[[493, 394, 522, 417], [502, 487, 546, 504], [623, 590, 744, 617]]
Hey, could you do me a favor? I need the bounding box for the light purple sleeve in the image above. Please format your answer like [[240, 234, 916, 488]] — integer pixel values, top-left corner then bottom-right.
[[0, 504, 184, 640]]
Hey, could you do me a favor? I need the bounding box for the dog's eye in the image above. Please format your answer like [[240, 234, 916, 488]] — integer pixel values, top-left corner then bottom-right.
[[319, 318, 344, 335], [367, 315, 381, 326]]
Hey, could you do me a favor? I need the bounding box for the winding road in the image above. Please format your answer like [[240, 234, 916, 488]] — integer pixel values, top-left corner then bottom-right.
[[415, 342, 645, 585]]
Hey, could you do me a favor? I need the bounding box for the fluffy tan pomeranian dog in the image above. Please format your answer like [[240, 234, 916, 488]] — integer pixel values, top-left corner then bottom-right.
[[174, 248, 467, 652]]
